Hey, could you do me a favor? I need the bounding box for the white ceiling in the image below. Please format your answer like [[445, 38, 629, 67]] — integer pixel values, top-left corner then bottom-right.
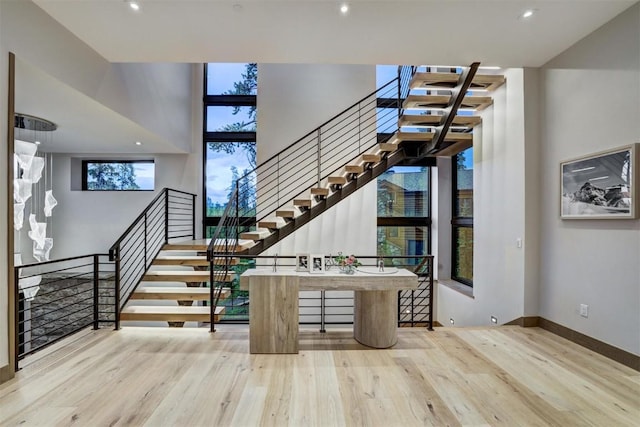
[[15, 59, 179, 154], [18, 0, 637, 154], [34, 0, 636, 67]]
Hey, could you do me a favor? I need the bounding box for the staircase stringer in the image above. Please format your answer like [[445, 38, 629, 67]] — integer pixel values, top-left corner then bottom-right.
[[246, 148, 408, 255]]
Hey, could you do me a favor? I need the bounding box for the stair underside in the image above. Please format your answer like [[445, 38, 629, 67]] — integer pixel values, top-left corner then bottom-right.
[[403, 94, 493, 111], [163, 239, 255, 252], [399, 114, 482, 128], [120, 305, 225, 322], [142, 271, 234, 282], [152, 255, 238, 266], [410, 72, 505, 91], [130, 287, 230, 300]]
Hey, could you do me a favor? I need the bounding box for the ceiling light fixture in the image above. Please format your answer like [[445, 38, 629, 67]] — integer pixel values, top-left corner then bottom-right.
[[340, 3, 349, 15], [521, 9, 535, 19], [128, 1, 140, 11], [135, 141, 142, 146]]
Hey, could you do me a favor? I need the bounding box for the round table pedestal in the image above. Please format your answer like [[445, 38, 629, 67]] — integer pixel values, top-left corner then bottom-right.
[[353, 290, 398, 348]]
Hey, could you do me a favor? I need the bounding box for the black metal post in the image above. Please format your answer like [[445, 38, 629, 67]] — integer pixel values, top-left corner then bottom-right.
[[114, 252, 121, 330], [14, 268, 20, 372], [93, 254, 99, 330], [210, 262, 215, 333], [144, 213, 148, 268], [192, 194, 196, 240], [428, 257, 434, 331], [320, 291, 326, 333], [164, 189, 169, 244]]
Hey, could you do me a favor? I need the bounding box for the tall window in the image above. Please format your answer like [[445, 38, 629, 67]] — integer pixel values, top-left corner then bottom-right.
[[377, 166, 431, 264], [452, 147, 473, 285], [203, 63, 257, 237]]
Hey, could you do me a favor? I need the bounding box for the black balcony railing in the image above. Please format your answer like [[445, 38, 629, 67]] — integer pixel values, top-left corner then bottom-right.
[[14, 254, 116, 366]]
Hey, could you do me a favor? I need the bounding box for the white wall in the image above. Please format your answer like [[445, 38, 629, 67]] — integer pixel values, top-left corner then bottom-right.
[[0, 1, 192, 153], [539, 4, 640, 355], [257, 64, 378, 256], [436, 68, 528, 327], [44, 153, 198, 258], [0, 0, 9, 368]]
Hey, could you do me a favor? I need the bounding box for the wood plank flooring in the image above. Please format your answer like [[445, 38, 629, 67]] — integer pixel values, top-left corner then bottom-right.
[[0, 326, 637, 426]]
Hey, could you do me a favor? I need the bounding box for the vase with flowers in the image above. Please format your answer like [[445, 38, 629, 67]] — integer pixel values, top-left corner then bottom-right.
[[334, 252, 361, 274]]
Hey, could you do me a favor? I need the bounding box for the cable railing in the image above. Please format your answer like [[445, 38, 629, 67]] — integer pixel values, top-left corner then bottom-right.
[[14, 254, 116, 365], [206, 254, 434, 330], [231, 69, 417, 234], [109, 188, 196, 328]]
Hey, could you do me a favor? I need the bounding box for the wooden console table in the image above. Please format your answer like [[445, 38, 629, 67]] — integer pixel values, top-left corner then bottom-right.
[[240, 268, 418, 353]]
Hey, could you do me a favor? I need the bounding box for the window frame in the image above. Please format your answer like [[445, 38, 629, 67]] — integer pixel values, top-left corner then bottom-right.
[[81, 159, 155, 191], [202, 63, 257, 237], [451, 149, 473, 287]]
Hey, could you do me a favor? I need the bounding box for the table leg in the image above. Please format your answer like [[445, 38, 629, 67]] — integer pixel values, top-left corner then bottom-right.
[[353, 290, 398, 348]]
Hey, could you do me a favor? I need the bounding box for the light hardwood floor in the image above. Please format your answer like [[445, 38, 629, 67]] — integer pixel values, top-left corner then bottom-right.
[[0, 326, 638, 426]]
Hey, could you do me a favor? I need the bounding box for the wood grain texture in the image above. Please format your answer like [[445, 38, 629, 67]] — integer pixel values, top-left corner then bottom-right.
[[353, 290, 398, 348], [249, 275, 299, 354], [120, 305, 224, 322], [2, 326, 636, 426], [129, 286, 230, 300]]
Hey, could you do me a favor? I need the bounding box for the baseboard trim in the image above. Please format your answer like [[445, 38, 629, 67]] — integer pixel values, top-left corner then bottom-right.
[[505, 316, 540, 328], [0, 363, 15, 384], [539, 318, 639, 371]]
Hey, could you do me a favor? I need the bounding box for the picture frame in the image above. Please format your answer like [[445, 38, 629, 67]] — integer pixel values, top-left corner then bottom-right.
[[295, 254, 309, 272], [560, 143, 638, 219], [309, 254, 325, 274]]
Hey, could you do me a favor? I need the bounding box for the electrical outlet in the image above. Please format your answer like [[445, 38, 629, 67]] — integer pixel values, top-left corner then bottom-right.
[[516, 238, 522, 248], [580, 304, 589, 318]]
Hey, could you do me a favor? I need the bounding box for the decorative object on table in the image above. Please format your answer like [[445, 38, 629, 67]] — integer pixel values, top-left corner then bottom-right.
[[334, 252, 361, 275], [310, 254, 325, 274], [325, 254, 336, 270], [295, 254, 309, 272], [561, 143, 638, 219], [378, 257, 385, 272]]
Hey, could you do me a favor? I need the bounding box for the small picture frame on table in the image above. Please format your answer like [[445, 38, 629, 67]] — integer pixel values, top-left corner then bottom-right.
[[296, 254, 309, 272], [310, 254, 325, 274]]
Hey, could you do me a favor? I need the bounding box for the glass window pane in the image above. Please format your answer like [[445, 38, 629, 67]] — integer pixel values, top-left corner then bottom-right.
[[205, 142, 256, 217], [84, 161, 154, 191], [377, 166, 429, 217], [455, 147, 473, 217], [376, 65, 397, 89], [377, 226, 428, 265], [453, 227, 473, 282], [206, 63, 257, 95], [206, 106, 256, 132], [377, 107, 399, 134]]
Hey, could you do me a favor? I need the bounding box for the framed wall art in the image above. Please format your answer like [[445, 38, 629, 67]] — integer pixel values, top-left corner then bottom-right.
[[561, 143, 638, 219], [296, 254, 309, 272]]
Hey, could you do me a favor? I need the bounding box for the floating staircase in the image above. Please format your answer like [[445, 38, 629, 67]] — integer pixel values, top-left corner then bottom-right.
[[214, 65, 505, 257], [119, 239, 254, 327]]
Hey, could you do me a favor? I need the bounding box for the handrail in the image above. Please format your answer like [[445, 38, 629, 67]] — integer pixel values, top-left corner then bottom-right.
[[109, 188, 196, 258], [238, 77, 401, 181], [16, 253, 110, 270]]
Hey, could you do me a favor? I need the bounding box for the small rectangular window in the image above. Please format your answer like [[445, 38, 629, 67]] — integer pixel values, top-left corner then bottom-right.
[[82, 160, 154, 191]]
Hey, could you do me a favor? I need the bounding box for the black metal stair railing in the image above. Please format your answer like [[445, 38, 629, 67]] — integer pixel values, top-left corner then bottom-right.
[[108, 188, 197, 328], [204, 66, 416, 255]]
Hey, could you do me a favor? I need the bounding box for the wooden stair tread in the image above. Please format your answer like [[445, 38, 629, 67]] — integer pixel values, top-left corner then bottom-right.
[[142, 271, 234, 282], [390, 131, 473, 144], [399, 114, 482, 128], [163, 239, 255, 253], [345, 164, 365, 174], [310, 188, 330, 196], [362, 154, 381, 163], [409, 72, 505, 91], [258, 219, 287, 230], [403, 94, 493, 111], [152, 256, 239, 266], [378, 143, 398, 153], [293, 199, 312, 207], [428, 139, 474, 157], [240, 229, 272, 240], [130, 287, 230, 300], [275, 209, 297, 219], [328, 176, 347, 185], [120, 305, 225, 322]]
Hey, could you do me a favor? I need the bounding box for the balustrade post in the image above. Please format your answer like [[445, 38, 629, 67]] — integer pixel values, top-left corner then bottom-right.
[[320, 290, 326, 333], [317, 129, 322, 187], [14, 267, 20, 371], [192, 194, 196, 240], [93, 255, 99, 330], [114, 250, 121, 330], [164, 190, 169, 244]]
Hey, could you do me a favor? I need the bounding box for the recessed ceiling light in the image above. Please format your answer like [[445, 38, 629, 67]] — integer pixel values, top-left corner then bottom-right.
[[135, 141, 142, 146], [521, 9, 535, 19], [340, 3, 349, 15], [128, 1, 140, 11]]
